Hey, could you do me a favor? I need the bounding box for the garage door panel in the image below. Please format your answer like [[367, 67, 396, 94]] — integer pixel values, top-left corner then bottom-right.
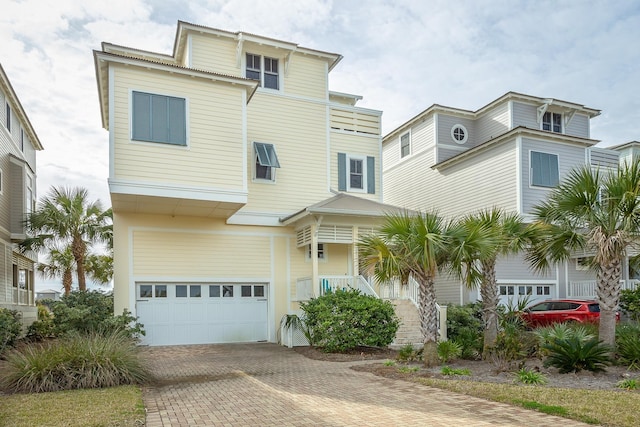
[[136, 283, 268, 346]]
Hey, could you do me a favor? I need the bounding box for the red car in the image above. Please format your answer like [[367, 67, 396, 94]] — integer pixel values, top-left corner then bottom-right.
[[521, 299, 619, 328]]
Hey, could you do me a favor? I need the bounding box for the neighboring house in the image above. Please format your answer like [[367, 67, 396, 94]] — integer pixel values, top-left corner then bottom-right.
[[36, 288, 62, 302], [382, 92, 635, 306], [93, 21, 404, 346], [0, 64, 43, 328]]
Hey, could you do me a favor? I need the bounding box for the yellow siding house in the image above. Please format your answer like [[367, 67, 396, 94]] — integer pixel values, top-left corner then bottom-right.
[[94, 21, 399, 346]]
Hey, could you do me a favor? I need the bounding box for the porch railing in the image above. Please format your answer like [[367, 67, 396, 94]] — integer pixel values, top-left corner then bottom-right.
[[568, 279, 640, 299], [295, 275, 378, 301], [405, 276, 447, 341]]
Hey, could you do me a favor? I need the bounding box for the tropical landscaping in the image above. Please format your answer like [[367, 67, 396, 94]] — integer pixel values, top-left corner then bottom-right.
[[2, 159, 640, 426]]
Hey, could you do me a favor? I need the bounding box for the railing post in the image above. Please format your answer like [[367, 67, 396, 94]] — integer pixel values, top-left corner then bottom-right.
[[438, 305, 447, 341]]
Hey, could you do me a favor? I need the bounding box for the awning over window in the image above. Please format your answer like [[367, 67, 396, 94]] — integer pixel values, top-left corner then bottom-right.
[[254, 142, 281, 168]]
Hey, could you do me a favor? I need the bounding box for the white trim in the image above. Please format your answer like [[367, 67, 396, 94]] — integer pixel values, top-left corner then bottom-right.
[[130, 225, 295, 239], [437, 143, 467, 152], [508, 100, 514, 129], [242, 90, 247, 193], [269, 236, 276, 342], [0, 168, 3, 195], [329, 128, 381, 139], [378, 134, 383, 202], [134, 275, 272, 283], [108, 67, 115, 179], [326, 104, 331, 191], [186, 34, 193, 68], [433, 113, 439, 163], [400, 130, 411, 158], [305, 243, 327, 262], [516, 136, 523, 215], [286, 237, 291, 315], [451, 124, 468, 144], [108, 178, 248, 204], [346, 153, 367, 193], [226, 211, 288, 226], [540, 111, 563, 134], [128, 226, 136, 314], [496, 279, 557, 284]]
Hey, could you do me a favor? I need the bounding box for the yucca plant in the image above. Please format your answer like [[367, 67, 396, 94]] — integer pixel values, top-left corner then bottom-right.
[[616, 323, 640, 370], [543, 336, 611, 373], [1, 329, 149, 393]]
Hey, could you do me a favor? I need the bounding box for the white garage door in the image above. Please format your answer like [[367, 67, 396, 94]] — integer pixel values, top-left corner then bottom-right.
[[498, 283, 554, 307], [136, 283, 268, 346]]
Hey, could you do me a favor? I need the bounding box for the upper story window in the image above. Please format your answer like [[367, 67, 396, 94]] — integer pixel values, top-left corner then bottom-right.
[[337, 152, 375, 194], [245, 53, 279, 90], [542, 112, 562, 133], [132, 91, 186, 146], [530, 151, 559, 188], [400, 132, 411, 158], [5, 102, 11, 132], [451, 124, 468, 144], [254, 142, 280, 181]]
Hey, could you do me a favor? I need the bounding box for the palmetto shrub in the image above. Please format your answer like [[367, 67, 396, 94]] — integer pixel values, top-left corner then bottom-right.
[[616, 323, 640, 370], [437, 340, 462, 364], [533, 322, 597, 357], [1, 329, 150, 393], [543, 336, 611, 373], [445, 303, 483, 359]]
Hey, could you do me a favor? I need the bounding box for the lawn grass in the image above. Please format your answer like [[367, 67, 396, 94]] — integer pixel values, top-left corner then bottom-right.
[[415, 377, 640, 426], [0, 385, 145, 427]]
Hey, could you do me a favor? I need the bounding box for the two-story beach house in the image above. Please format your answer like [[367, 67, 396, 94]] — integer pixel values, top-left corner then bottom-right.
[[0, 64, 43, 328], [382, 92, 636, 306], [93, 21, 406, 346]]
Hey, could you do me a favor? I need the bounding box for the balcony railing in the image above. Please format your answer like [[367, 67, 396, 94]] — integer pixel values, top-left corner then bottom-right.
[[568, 279, 640, 299]]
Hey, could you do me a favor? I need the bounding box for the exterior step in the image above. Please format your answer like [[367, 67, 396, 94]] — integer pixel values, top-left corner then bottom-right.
[[390, 299, 423, 348]]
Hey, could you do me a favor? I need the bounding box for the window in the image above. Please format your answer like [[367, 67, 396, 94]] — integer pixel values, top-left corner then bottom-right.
[[338, 153, 375, 194], [530, 151, 559, 188], [155, 285, 167, 297], [349, 157, 363, 190], [245, 53, 279, 90], [542, 112, 562, 133], [241, 285, 252, 297], [26, 174, 34, 213], [254, 285, 265, 297], [307, 243, 325, 260], [139, 285, 152, 298], [400, 132, 411, 158], [132, 91, 186, 146], [254, 142, 280, 181], [5, 103, 10, 132], [209, 285, 221, 297], [451, 124, 468, 144], [190, 285, 201, 298], [223, 285, 233, 297]]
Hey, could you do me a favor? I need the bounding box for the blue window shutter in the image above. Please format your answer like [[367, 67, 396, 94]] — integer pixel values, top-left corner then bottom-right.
[[132, 92, 151, 141], [338, 153, 346, 191], [549, 154, 559, 186], [168, 97, 186, 145], [367, 156, 375, 194]]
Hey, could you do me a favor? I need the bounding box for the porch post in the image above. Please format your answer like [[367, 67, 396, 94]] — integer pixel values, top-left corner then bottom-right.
[[352, 226, 359, 278], [311, 222, 319, 296]]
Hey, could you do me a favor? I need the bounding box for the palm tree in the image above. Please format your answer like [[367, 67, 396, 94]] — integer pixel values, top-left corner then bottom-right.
[[448, 208, 530, 358], [359, 211, 450, 366], [37, 246, 75, 296], [526, 162, 640, 347], [20, 187, 112, 291]]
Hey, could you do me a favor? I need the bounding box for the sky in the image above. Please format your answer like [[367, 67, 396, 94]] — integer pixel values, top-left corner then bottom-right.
[[1, 0, 640, 291]]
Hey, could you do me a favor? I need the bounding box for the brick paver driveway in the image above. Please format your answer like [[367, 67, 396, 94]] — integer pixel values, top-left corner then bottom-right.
[[141, 343, 589, 426]]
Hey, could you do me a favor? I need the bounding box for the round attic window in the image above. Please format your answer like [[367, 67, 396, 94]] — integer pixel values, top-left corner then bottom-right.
[[451, 124, 468, 144]]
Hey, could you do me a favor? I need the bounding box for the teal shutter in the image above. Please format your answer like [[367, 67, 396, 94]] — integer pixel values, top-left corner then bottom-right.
[[367, 156, 375, 194], [132, 92, 151, 141], [168, 97, 186, 145], [338, 153, 346, 191]]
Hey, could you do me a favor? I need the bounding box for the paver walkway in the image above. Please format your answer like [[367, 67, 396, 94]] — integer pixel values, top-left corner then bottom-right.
[[141, 343, 591, 426]]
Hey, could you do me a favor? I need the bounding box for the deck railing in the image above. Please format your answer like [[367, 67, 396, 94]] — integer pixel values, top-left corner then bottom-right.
[[568, 279, 640, 299]]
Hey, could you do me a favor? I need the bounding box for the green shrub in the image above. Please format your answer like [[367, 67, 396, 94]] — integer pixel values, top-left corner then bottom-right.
[[620, 287, 640, 322], [0, 308, 22, 354], [446, 303, 483, 359], [514, 368, 547, 385], [300, 289, 399, 353], [543, 336, 611, 373], [1, 329, 150, 393], [397, 344, 421, 362], [616, 323, 640, 370], [488, 321, 534, 371], [397, 366, 419, 373], [437, 340, 462, 364], [26, 304, 56, 341], [440, 366, 471, 376], [617, 378, 639, 390], [34, 291, 144, 340]]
